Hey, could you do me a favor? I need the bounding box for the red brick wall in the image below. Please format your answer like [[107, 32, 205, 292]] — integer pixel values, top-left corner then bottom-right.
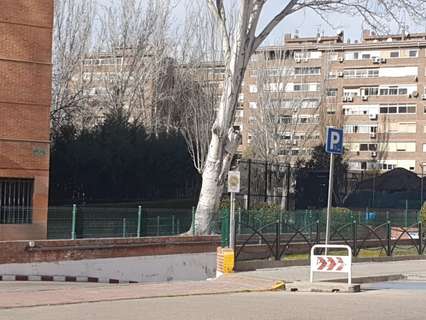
[[0, 236, 221, 264], [0, 0, 53, 240]]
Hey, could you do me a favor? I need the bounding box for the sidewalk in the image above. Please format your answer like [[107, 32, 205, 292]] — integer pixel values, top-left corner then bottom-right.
[[238, 259, 426, 282], [0, 275, 278, 309], [1, 259, 426, 309]]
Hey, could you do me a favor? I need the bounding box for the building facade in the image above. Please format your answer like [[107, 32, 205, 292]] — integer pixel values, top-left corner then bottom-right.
[[0, 0, 53, 239], [240, 30, 426, 175]]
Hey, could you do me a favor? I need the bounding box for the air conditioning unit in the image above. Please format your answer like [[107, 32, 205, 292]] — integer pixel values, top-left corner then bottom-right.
[[362, 95, 368, 101], [369, 113, 378, 120], [295, 58, 301, 63], [411, 91, 419, 98], [371, 151, 377, 158], [370, 133, 377, 139], [342, 96, 348, 102], [338, 57, 344, 63], [346, 96, 353, 102], [421, 94, 426, 100], [337, 71, 344, 77], [372, 57, 381, 64], [380, 58, 387, 63]]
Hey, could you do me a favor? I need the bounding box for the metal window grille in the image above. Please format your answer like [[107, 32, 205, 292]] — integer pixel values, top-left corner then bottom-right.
[[0, 178, 33, 224]]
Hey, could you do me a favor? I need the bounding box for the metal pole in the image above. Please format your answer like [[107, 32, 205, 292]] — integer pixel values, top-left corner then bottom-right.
[[421, 165, 424, 208], [325, 153, 335, 254], [247, 159, 251, 210], [71, 204, 77, 240], [137, 205, 142, 238], [229, 192, 236, 250], [264, 161, 268, 202]]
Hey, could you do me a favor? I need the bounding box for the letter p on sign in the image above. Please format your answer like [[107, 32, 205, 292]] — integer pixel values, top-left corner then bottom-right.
[[325, 127, 344, 155]]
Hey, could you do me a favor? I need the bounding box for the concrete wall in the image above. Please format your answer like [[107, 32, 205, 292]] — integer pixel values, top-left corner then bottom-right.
[[0, 252, 217, 283], [0, 236, 220, 282]]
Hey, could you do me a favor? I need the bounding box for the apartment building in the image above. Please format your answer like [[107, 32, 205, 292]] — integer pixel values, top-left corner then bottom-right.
[[240, 30, 426, 175], [0, 0, 53, 239]]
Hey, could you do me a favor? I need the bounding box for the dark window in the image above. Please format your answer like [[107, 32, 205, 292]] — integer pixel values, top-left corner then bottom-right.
[[361, 162, 367, 170], [407, 106, 416, 113], [389, 106, 397, 113], [390, 51, 399, 58], [0, 178, 33, 224], [409, 50, 418, 57], [360, 144, 369, 151]]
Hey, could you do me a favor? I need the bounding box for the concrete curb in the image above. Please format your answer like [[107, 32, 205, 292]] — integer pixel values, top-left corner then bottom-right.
[[235, 255, 426, 271], [0, 274, 136, 284]]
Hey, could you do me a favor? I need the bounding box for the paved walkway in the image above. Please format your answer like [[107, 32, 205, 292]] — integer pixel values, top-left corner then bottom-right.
[[239, 259, 426, 282], [0, 259, 425, 309], [0, 275, 277, 309]]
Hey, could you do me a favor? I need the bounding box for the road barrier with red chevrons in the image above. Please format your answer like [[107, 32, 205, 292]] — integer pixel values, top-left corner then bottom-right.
[[310, 244, 352, 285]]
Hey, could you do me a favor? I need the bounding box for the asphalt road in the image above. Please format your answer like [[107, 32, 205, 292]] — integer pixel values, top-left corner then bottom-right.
[[1, 284, 426, 320]]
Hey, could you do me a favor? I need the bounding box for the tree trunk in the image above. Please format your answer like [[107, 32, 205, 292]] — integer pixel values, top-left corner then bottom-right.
[[193, 127, 241, 234]]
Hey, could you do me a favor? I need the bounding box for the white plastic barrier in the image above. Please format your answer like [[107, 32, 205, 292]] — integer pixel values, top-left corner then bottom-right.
[[310, 244, 352, 285]]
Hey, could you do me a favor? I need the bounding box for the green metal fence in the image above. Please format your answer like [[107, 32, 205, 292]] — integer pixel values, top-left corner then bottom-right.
[[230, 208, 421, 236], [47, 205, 421, 241], [47, 206, 193, 239]]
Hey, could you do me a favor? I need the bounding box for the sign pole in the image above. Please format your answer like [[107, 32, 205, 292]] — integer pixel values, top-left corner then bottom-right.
[[325, 153, 335, 254], [229, 192, 235, 250]]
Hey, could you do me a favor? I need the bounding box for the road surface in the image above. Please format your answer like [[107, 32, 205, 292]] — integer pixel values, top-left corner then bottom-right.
[[1, 283, 425, 320]]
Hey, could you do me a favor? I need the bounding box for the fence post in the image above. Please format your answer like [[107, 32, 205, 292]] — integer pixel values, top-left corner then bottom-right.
[[172, 215, 175, 235], [192, 206, 195, 236], [156, 216, 160, 236], [315, 220, 320, 244], [387, 220, 392, 256], [238, 208, 241, 235], [122, 218, 127, 238], [405, 200, 408, 227], [275, 220, 280, 261], [352, 220, 357, 257], [137, 205, 142, 238], [71, 204, 77, 240], [418, 221, 423, 255]]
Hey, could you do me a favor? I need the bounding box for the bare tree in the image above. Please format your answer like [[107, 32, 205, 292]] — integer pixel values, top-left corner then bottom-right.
[[168, 3, 227, 174], [83, 0, 172, 131], [192, 0, 426, 234], [246, 48, 328, 209], [51, 0, 95, 129]]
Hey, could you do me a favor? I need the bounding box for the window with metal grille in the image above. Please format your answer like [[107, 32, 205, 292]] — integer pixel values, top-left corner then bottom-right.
[[0, 178, 33, 224]]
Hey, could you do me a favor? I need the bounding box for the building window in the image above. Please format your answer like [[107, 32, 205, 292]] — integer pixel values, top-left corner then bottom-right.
[[249, 102, 257, 109], [0, 178, 33, 224], [409, 50, 418, 57], [423, 144, 426, 152], [326, 89, 337, 97], [390, 51, 399, 58]]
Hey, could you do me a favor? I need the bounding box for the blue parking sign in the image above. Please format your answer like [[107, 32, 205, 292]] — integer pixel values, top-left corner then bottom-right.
[[325, 127, 344, 155]]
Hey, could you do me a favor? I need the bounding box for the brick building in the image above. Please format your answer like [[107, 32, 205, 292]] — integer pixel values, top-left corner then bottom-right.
[[0, 0, 53, 239], [241, 30, 426, 175]]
